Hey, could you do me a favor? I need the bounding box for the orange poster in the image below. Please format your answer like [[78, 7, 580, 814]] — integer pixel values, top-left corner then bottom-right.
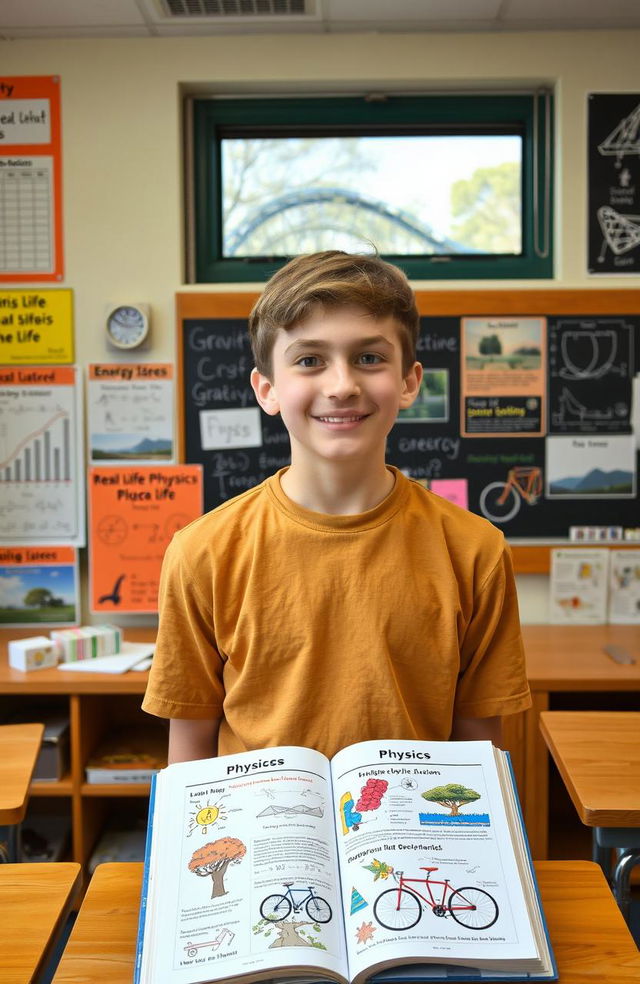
[[89, 465, 203, 613], [460, 317, 547, 438], [0, 76, 64, 282]]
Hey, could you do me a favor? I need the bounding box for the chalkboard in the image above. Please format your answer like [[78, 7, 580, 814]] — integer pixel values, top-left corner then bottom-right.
[[588, 93, 640, 275], [177, 291, 640, 548]]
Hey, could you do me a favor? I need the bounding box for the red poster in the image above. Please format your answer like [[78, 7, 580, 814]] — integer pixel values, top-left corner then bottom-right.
[[89, 465, 203, 613]]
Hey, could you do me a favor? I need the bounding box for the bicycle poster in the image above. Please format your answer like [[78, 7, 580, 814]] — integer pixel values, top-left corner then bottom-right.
[[460, 317, 547, 438], [136, 740, 555, 984]]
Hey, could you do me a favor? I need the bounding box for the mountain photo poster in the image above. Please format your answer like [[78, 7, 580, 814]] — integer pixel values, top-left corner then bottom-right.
[[88, 363, 174, 464]]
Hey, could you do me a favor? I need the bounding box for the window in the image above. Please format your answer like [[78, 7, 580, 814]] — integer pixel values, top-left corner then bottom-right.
[[188, 91, 553, 282]]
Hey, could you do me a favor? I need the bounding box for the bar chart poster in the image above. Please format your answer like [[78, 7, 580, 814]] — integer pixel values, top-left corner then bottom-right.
[[0, 76, 64, 282], [0, 366, 85, 545]]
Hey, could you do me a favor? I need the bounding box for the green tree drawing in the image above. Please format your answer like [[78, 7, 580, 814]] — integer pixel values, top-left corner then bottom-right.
[[421, 783, 481, 816], [478, 334, 502, 356]]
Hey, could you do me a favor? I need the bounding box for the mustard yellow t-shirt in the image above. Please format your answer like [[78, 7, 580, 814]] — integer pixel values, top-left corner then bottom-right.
[[142, 467, 531, 757]]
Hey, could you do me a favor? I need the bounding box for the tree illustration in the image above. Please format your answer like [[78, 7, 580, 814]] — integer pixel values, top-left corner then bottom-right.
[[23, 587, 55, 608], [478, 334, 502, 356], [188, 836, 246, 898], [253, 916, 327, 950], [421, 783, 481, 816]]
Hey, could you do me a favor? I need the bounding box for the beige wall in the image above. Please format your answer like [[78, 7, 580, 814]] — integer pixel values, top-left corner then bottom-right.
[[1, 30, 639, 622]]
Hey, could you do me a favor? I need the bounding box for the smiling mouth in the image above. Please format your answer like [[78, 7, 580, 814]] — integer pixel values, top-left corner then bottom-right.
[[314, 414, 369, 423]]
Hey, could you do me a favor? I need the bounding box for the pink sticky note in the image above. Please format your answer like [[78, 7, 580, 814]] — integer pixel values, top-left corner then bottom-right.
[[430, 479, 468, 510]]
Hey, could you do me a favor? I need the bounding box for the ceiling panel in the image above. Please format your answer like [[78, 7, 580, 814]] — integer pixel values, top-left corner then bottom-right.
[[0, 0, 147, 29]]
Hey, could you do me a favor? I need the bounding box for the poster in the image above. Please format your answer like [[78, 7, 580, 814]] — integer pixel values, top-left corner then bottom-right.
[[608, 549, 640, 624], [546, 434, 636, 499], [0, 288, 73, 363], [460, 317, 546, 437], [0, 545, 78, 626], [0, 366, 85, 545], [88, 363, 174, 463], [0, 76, 63, 282], [548, 316, 634, 434], [588, 93, 640, 275], [89, 465, 203, 613], [550, 548, 608, 624]]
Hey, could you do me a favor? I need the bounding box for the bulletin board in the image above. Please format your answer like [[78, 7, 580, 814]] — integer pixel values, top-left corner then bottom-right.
[[177, 290, 640, 573]]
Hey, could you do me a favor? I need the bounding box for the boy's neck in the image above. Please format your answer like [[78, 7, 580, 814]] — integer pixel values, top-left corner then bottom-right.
[[279, 458, 396, 515]]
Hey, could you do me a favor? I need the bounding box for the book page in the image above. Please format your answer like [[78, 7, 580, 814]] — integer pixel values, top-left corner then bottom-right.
[[330, 740, 540, 981], [138, 746, 347, 984]]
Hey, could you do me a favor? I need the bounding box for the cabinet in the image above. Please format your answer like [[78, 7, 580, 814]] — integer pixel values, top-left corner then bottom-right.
[[0, 627, 157, 880]]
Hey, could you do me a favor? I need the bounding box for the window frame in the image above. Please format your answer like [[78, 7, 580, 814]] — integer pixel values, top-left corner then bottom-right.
[[189, 91, 553, 283]]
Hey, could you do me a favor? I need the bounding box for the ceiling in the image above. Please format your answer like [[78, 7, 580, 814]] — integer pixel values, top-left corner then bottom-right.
[[2, 0, 640, 40]]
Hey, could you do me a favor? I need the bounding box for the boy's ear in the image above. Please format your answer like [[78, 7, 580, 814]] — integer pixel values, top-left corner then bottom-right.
[[250, 367, 280, 416], [399, 360, 423, 409]]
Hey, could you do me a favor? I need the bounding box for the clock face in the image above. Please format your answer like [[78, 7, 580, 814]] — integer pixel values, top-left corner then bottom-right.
[[107, 305, 149, 349]]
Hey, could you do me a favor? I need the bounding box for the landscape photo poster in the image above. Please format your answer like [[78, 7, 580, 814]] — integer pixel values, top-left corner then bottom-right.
[[0, 545, 79, 626], [87, 363, 174, 464]]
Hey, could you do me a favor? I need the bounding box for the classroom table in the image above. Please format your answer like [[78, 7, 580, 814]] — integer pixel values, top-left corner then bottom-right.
[[0, 722, 45, 862], [52, 860, 640, 983], [539, 710, 640, 923], [520, 624, 640, 860], [0, 862, 81, 983]]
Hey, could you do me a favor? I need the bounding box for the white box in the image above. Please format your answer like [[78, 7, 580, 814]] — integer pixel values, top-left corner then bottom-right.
[[8, 636, 58, 672]]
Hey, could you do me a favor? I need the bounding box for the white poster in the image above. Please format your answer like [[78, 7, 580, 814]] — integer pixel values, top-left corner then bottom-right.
[[0, 365, 84, 544], [550, 548, 609, 624], [608, 549, 640, 624], [87, 363, 174, 464]]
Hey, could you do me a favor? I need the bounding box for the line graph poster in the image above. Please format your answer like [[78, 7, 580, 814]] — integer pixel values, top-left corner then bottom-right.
[[0, 76, 64, 282], [0, 366, 84, 545], [89, 465, 202, 613], [588, 92, 640, 274]]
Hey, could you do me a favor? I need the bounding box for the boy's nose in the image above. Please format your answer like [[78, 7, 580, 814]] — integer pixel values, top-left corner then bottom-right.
[[324, 363, 360, 399]]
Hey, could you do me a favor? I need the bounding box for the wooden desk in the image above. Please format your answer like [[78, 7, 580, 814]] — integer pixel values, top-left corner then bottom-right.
[[0, 862, 81, 983], [540, 710, 640, 920], [52, 860, 640, 983], [520, 624, 640, 860], [0, 722, 45, 861]]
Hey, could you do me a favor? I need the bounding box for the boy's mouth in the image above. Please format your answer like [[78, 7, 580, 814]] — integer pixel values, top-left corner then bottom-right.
[[314, 413, 369, 424]]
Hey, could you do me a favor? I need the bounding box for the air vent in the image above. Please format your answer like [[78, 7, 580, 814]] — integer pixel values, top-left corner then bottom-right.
[[163, 0, 309, 16]]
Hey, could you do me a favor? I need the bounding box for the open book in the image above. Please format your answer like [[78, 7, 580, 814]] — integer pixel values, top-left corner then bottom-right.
[[135, 740, 556, 984]]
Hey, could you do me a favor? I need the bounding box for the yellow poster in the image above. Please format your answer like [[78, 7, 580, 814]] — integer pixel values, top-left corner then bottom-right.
[[0, 288, 73, 363]]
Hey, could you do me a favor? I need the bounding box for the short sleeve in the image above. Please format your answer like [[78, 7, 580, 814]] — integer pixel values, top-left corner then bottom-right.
[[142, 535, 225, 720], [454, 542, 531, 719]]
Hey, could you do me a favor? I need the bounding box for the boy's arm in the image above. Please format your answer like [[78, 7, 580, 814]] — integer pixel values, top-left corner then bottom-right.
[[168, 717, 221, 764], [450, 714, 502, 747]]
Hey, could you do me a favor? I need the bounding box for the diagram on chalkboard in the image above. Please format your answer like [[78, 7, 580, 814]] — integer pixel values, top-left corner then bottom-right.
[[597, 102, 640, 164], [478, 466, 542, 524], [548, 318, 634, 435], [596, 206, 640, 262]]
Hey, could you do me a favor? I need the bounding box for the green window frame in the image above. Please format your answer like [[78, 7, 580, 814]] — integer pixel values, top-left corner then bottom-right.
[[188, 91, 553, 282]]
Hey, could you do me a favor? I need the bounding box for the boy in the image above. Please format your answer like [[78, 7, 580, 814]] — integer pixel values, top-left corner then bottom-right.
[[143, 251, 531, 763]]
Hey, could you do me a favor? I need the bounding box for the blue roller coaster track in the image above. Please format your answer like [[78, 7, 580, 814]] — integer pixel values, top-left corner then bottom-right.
[[225, 187, 469, 256]]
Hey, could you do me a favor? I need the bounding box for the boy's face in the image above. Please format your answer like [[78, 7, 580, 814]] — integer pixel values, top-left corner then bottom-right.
[[251, 307, 422, 469]]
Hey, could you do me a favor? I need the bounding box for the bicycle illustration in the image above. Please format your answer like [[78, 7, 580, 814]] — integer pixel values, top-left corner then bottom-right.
[[373, 867, 498, 932], [479, 466, 542, 524], [260, 882, 333, 923]]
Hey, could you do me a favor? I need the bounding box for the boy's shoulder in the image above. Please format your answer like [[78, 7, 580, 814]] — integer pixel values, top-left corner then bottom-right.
[[172, 477, 270, 545]]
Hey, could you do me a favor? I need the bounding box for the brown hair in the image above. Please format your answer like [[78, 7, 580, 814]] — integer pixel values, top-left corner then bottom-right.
[[248, 251, 419, 378]]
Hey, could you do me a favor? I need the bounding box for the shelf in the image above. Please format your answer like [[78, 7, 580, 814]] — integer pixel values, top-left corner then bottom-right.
[[30, 776, 73, 796], [81, 783, 152, 797]]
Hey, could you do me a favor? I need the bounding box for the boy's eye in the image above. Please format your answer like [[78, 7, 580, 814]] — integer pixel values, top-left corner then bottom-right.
[[296, 356, 320, 368], [358, 353, 383, 365]]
